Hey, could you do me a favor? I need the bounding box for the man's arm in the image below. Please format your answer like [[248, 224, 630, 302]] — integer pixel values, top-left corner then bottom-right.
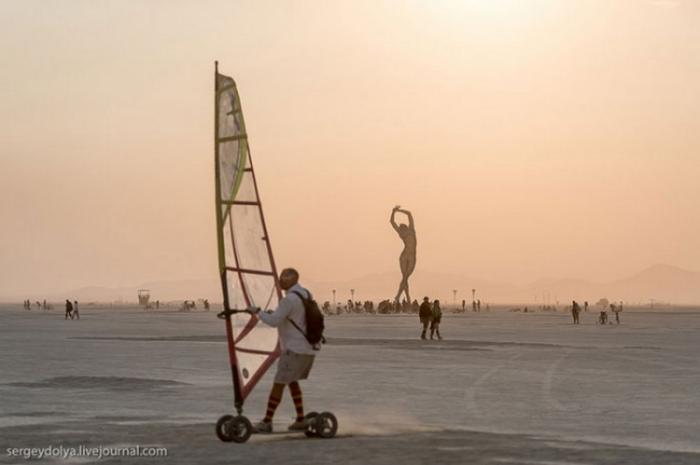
[[256, 296, 294, 327]]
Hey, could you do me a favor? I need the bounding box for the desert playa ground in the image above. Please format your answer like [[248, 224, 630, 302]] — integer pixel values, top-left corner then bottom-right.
[[1, 305, 699, 464]]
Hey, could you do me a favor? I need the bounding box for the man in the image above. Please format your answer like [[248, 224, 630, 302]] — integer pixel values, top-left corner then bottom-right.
[[571, 300, 581, 325], [430, 299, 443, 340], [613, 301, 622, 324], [419, 297, 432, 340], [248, 268, 317, 434], [64, 300, 73, 320], [72, 300, 80, 320]]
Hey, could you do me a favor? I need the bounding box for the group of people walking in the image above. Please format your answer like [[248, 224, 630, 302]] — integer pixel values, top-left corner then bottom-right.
[[23, 299, 51, 310], [418, 297, 442, 340], [571, 300, 623, 325]]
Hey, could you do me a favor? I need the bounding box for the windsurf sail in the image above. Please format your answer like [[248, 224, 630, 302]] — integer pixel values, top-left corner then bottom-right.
[[214, 62, 282, 412]]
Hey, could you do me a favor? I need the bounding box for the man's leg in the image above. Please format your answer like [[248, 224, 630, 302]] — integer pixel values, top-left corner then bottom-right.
[[289, 382, 305, 423], [263, 383, 285, 424]]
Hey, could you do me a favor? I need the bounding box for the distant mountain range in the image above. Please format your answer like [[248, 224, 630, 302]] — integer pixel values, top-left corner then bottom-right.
[[309, 264, 700, 305], [523, 264, 700, 305], [7, 264, 700, 305]]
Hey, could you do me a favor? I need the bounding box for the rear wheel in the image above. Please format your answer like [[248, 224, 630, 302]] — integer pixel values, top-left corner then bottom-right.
[[216, 415, 234, 442], [304, 411, 319, 437], [316, 412, 338, 438]]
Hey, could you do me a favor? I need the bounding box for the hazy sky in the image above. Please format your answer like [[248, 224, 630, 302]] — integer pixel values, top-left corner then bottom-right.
[[2, 0, 700, 298]]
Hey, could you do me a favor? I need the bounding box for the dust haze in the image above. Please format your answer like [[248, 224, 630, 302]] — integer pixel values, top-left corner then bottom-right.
[[2, 0, 700, 302]]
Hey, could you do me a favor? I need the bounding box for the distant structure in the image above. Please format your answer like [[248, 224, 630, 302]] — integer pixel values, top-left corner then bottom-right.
[[390, 206, 417, 303], [137, 289, 151, 307]]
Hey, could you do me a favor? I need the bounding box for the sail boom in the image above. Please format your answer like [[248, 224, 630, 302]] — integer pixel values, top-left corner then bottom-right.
[[221, 200, 260, 206], [225, 267, 275, 276]]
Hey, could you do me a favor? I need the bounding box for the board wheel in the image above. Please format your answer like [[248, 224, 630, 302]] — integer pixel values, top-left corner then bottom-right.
[[304, 411, 319, 437], [226, 415, 253, 443], [216, 415, 234, 442], [316, 411, 338, 439]]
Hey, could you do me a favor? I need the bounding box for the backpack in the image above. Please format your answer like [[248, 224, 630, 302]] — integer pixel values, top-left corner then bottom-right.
[[290, 290, 326, 349]]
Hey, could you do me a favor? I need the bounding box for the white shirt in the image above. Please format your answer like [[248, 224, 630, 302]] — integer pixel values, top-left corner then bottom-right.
[[257, 283, 316, 355]]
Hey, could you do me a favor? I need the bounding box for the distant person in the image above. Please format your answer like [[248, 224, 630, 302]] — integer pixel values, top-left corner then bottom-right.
[[430, 300, 443, 340], [571, 300, 581, 324], [156, 300, 160, 309], [477, 300, 481, 312], [419, 297, 433, 340], [204, 299, 210, 311], [584, 301, 589, 312], [390, 206, 417, 303], [64, 300, 73, 320], [609, 303, 616, 323], [472, 300, 477, 312], [461, 299, 466, 312], [72, 300, 80, 320], [599, 307, 609, 325], [613, 302, 622, 325], [244, 268, 319, 434]]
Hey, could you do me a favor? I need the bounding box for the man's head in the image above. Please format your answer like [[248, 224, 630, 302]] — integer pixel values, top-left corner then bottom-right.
[[423, 296, 429, 302], [279, 268, 299, 291]]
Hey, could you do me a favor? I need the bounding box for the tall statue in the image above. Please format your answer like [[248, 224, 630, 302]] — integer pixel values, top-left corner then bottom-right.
[[390, 205, 417, 303]]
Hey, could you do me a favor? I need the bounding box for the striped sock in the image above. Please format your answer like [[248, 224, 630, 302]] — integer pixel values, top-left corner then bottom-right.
[[289, 382, 304, 421], [263, 393, 282, 423]]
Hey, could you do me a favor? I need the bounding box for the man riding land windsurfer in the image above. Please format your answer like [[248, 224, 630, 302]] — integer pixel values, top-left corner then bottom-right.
[[246, 268, 317, 433]]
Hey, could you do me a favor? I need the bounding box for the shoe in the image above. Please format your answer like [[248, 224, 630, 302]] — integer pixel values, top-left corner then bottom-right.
[[288, 418, 307, 431], [252, 420, 272, 434]]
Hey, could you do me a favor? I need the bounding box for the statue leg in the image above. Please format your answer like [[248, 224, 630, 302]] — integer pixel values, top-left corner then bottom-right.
[[396, 251, 411, 301], [395, 277, 408, 302]]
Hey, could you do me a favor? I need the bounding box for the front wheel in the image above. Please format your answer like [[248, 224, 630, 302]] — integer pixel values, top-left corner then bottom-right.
[[316, 412, 338, 439], [226, 416, 253, 443], [216, 415, 234, 442]]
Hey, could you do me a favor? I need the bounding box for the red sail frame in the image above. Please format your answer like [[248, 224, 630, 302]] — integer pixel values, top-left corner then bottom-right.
[[214, 62, 283, 412]]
